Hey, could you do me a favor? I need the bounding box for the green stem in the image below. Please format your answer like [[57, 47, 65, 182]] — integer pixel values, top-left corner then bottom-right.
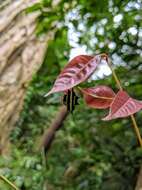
[[107, 58, 142, 147], [107, 60, 122, 90], [130, 115, 142, 147], [0, 174, 19, 190]]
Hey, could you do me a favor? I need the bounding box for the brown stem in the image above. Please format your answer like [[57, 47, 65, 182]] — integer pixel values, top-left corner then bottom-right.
[[41, 105, 68, 154], [107, 58, 142, 147], [107, 59, 122, 90]]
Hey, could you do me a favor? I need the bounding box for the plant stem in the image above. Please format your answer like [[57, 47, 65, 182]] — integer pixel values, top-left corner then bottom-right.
[[107, 60, 122, 90], [131, 115, 142, 146], [107, 58, 142, 147], [0, 174, 19, 190]]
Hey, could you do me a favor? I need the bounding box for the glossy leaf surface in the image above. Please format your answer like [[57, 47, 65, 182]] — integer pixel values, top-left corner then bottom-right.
[[45, 54, 106, 96], [82, 86, 115, 109], [103, 91, 142, 120]]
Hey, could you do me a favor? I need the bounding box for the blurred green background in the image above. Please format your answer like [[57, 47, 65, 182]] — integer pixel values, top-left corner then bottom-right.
[[0, 0, 142, 189]]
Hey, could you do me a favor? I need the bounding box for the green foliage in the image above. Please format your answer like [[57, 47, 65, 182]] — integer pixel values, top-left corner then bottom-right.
[[1, 0, 142, 189]]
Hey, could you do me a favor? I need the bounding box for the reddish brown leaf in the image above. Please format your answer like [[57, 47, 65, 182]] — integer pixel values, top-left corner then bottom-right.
[[82, 86, 115, 109], [45, 54, 107, 97], [103, 90, 142, 120]]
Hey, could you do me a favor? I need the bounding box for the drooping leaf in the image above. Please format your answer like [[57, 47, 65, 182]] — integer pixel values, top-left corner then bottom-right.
[[103, 90, 142, 120], [81, 86, 115, 109], [45, 54, 107, 97]]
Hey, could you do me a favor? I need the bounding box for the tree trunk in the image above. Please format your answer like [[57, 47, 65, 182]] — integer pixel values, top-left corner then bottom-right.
[[0, 0, 53, 154]]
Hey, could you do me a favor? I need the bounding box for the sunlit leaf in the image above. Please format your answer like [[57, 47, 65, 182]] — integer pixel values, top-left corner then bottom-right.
[[45, 54, 107, 97]]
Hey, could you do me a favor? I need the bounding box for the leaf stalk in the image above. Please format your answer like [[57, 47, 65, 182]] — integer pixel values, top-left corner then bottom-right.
[[107, 58, 142, 147]]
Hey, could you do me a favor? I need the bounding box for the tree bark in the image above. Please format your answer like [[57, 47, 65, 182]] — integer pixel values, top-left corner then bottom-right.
[[0, 0, 53, 154]]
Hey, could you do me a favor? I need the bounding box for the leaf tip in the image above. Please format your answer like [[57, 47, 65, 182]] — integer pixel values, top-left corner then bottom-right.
[[102, 115, 110, 121]]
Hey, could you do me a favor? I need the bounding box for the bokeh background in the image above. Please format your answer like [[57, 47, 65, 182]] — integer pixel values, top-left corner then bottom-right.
[[0, 0, 142, 189]]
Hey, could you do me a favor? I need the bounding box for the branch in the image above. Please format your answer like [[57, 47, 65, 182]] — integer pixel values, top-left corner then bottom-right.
[[0, 174, 19, 190], [41, 105, 68, 154]]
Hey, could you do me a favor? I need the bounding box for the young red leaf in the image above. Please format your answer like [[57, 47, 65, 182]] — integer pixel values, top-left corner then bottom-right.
[[82, 86, 115, 109], [45, 54, 107, 97], [103, 90, 142, 120]]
